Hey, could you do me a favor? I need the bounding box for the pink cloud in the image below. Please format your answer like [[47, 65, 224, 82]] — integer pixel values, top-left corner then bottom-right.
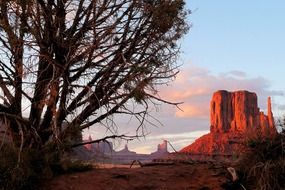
[[175, 104, 208, 118], [159, 64, 283, 119]]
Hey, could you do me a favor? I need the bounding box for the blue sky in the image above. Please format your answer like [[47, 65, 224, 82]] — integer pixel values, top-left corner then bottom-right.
[[84, 1, 285, 153], [183, 1, 285, 91]]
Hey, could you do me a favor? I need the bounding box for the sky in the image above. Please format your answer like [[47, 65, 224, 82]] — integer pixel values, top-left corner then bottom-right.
[[84, 1, 285, 153]]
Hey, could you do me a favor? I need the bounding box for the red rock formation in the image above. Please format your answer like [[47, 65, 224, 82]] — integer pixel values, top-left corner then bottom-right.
[[180, 133, 243, 154], [210, 90, 261, 133], [181, 90, 277, 154], [267, 97, 276, 134], [151, 140, 169, 156], [157, 140, 168, 153]]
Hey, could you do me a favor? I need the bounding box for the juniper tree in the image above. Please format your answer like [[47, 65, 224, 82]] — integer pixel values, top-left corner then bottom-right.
[[0, 0, 189, 150]]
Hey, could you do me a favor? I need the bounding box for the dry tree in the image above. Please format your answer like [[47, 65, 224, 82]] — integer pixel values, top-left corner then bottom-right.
[[0, 0, 189, 153]]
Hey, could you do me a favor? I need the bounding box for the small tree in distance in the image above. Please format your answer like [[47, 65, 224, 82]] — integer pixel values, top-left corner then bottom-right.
[[0, 0, 189, 152]]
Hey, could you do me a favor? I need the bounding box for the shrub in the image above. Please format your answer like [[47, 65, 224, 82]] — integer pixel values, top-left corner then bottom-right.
[[0, 144, 92, 190], [60, 159, 93, 174], [0, 145, 43, 190], [237, 132, 285, 190]]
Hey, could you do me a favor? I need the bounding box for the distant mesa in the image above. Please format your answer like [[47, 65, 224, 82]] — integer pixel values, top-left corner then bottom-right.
[[84, 135, 114, 155], [151, 140, 168, 156], [180, 90, 277, 155], [116, 144, 137, 156], [80, 136, 169, 163]]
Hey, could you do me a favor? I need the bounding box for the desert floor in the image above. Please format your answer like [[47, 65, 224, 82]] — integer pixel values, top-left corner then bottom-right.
[[44, 162, 243, 190]]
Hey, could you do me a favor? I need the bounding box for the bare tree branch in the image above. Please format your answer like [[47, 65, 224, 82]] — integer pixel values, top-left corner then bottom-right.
[[71, 134, 138, 148], [0, 0, 190, 149]]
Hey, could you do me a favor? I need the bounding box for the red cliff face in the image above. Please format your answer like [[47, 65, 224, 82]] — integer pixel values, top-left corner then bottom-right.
[[181, 90, 276, 154], [210, 90, 261, 133]]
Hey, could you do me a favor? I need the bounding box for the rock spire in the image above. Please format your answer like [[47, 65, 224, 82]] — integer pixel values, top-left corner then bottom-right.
[[267, 97, 275, 132]]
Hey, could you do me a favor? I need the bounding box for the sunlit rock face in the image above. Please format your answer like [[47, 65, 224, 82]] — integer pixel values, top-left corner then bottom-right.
[[181, 90, 276, 154], [210, 90, 275, 133]]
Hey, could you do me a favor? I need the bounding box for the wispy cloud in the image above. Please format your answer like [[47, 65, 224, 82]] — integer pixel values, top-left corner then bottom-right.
[[159, 64, 284, 119], [147, 130, 210, 140], [278, 105, 285, 110]]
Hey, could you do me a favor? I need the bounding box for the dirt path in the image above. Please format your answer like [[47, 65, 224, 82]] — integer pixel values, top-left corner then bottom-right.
[[44, 162, 235, 190]]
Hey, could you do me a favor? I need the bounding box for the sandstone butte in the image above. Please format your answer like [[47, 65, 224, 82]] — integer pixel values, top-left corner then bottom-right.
[[180, 90, 277, 155]]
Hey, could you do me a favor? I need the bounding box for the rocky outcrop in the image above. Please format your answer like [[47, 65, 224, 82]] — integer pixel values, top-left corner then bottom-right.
[[181, 90, 277, 154]]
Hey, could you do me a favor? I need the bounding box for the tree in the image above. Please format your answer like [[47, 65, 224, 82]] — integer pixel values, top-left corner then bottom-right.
[[0, 0, 189, 150]]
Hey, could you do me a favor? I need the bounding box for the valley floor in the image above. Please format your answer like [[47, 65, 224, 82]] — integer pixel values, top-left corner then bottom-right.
[[44, 162, 241, 190]]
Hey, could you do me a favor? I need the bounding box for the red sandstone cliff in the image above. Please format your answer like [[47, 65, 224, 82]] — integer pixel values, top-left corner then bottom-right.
[[181, 90, 276, 154]]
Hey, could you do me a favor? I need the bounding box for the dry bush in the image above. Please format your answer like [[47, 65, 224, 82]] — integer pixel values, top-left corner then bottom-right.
[[0, 144, 92, 190], [0, 145, 44, 190], [237, 131, 285, 190]]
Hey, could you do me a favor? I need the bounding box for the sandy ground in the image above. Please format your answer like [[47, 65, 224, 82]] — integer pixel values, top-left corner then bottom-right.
[[44, 162, 240, 190]]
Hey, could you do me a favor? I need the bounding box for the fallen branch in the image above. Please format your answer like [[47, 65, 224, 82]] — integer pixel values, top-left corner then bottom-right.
[[130, 160, 174, 168], [227, 167, 247, 190]]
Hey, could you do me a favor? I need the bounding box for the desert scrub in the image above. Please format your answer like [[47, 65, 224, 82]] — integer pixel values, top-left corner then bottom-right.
[[238, 130, 285, 190], [45, 158, 93, 176], [0, 143, 92, 190], [0, 145, 45, 190]]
